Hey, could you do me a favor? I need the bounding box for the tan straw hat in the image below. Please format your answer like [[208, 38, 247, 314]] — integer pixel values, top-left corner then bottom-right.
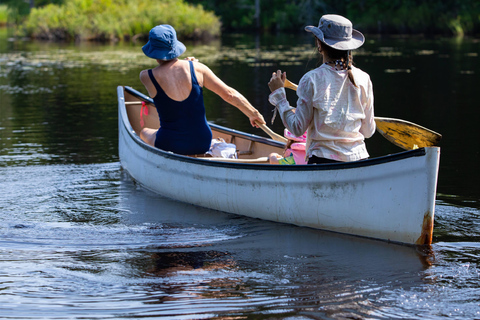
[[305, 14, 364, 50]]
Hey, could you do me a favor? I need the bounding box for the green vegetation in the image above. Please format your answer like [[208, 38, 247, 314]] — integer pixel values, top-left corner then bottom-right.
[[2, 0, 479, 39], [0, 5, 8, 26], [189, 0, 480, 36], [20, 0, 220, 41], [346, 0, 480, 37], [0, 0, 63, 25]]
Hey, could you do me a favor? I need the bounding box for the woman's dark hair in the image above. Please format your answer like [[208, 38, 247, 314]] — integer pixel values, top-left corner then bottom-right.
[[317, 39, 357, 87]]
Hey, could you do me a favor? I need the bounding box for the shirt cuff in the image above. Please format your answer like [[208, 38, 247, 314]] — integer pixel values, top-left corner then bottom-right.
[[268, 87, 286, 106]]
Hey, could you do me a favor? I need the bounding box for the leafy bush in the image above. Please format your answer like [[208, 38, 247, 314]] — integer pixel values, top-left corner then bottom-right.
[[21, 0, 221, 41], [0, 5, 9, 26]]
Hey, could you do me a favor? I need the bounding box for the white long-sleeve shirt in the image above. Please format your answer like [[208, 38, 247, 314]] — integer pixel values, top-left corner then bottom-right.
[[269, 64, 376, 162]]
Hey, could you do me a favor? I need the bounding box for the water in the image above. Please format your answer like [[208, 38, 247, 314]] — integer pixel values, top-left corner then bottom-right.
[[1, 27, 480, 319]]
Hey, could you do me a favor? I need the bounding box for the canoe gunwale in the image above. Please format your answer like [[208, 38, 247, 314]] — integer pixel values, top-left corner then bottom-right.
[[120, 85, 427, 171], [118, 85, 441, 245]]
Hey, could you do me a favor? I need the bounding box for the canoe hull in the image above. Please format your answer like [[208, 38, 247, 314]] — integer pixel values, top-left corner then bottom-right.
[[118, 86, 440, 245]]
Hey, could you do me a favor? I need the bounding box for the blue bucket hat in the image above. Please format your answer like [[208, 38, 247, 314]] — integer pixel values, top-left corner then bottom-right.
[[142, 25, 186, 60]]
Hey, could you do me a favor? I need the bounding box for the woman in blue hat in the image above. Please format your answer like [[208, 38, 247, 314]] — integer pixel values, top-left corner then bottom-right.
[[139, 24, 266, 155], [267, 14, 376, 164]]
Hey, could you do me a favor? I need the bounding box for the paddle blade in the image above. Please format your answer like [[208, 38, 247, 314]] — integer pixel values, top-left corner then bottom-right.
[[374, 117, 442, 150]]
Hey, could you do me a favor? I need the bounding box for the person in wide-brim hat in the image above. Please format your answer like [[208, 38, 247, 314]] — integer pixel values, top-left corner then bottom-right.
[[266, 14, 376, 165], [138, 24, 266, 155]]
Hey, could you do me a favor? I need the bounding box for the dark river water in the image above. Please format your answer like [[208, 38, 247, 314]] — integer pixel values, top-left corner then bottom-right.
[[1, 27, 479, 319]]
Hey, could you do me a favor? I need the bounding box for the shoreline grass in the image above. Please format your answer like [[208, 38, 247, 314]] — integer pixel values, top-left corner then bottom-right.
[[21, 0, 221, 41], [0, 5, 9, 27]]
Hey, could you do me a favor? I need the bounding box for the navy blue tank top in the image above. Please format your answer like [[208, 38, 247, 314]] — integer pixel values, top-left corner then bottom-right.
[[148, 61, 212, 155]]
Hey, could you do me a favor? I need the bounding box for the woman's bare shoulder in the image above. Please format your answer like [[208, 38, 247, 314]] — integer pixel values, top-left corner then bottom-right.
[[139, 69, 150, 81], [187, 60, 211, 72]]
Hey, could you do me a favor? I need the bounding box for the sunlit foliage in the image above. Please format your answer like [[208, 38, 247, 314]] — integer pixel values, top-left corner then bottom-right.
[[0, 5, 9, 26], [20, 0, 220, 41]]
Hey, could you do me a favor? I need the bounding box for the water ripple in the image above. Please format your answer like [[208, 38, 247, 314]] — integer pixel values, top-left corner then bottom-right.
[[1, 164, 480, 319]]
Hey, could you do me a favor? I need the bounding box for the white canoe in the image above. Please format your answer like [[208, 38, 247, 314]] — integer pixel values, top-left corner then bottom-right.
[[118, 86, 440, 245]]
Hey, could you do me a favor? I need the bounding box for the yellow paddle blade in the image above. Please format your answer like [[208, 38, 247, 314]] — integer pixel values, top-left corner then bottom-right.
[[374, 117, 442, 150]]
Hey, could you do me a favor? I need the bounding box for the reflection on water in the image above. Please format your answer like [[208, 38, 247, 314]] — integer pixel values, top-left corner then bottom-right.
[[1, 29, 480, 319], [0, 163, 479, 319], [1, 163, 479, 319]]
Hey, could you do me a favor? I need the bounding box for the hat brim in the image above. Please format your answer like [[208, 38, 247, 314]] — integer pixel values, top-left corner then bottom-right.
[[305, 26, 364, 50], [305, 25, 325, 43], [142, 40, 186, 60]]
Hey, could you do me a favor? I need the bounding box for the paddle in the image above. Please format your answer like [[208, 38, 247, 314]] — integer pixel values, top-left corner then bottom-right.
[[283, 79, 442, 150], [255, 121, 287, 143]]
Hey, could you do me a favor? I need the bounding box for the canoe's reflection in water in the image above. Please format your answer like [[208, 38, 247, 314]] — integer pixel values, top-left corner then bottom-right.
[[120, 172, 435, 318]]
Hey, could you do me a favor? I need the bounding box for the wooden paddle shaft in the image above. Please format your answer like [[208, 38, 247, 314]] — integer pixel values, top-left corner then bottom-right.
[[256, 122, 287, 143]]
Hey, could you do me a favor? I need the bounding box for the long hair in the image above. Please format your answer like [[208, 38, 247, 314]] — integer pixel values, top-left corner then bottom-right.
[[317, 39, 357, 87]]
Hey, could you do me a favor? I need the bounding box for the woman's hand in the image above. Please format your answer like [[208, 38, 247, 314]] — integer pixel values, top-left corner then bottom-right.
[[184, 56, 199, 62], [249, 111, 266, 128], [268, 70, 286, 92]]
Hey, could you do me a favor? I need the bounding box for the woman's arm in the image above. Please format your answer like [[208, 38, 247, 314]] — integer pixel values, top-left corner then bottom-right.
[[268, 70, 313, 137], [198, 63, 265, 127]]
